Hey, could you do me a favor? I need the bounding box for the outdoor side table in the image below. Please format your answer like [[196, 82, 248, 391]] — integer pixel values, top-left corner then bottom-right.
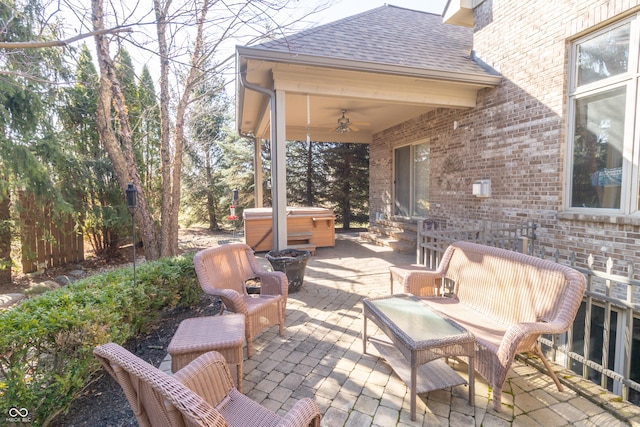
[[362, 294, 475, 421], [168, 313, 245, 392]]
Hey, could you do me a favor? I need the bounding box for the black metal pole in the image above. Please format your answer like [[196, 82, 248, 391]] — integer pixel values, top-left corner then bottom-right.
[[126, 183, 137, 286], [131, 212, 136, 286]]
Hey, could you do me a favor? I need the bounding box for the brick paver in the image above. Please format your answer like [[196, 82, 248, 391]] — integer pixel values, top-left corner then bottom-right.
[[160, 234, 640, 426]]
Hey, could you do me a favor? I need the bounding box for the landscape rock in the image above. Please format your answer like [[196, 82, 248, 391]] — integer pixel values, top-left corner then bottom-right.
[[26, 281, 61, 295], [68, 270, 87, 279], [0, 293, 25, 308], [54, 275, 72, 285]]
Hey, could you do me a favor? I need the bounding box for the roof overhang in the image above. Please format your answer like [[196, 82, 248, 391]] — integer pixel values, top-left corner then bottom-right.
[[443, 0, 476, 28], [236, 45, 501, 143]]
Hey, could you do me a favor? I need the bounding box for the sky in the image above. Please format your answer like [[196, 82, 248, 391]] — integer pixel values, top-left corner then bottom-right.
[[59, 0, 449, 94]]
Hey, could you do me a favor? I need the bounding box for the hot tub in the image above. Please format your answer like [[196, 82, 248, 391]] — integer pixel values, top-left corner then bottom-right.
[[243, 207, 335, 252]]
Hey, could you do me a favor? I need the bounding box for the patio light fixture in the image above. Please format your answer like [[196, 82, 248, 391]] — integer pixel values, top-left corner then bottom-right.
[[335, 109, 352, 133], [125, 183, 137, 286]]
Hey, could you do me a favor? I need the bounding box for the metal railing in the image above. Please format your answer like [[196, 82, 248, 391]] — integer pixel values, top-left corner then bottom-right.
[[416, 220, 640, 406], [533, 247, 640, 405]]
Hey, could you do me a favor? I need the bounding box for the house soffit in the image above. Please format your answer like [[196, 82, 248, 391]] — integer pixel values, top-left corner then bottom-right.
[[238, 56, 499, 143], [236, 5, 502, 143], [443, 0, 475, 28]]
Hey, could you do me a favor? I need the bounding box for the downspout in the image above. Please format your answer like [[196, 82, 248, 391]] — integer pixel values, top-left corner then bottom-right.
[[237, 56, 287, 251]]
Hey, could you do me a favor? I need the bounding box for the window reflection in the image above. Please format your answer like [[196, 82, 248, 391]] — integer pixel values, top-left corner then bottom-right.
[[577, 23, 630, 86], [571, 88, 625, 208]]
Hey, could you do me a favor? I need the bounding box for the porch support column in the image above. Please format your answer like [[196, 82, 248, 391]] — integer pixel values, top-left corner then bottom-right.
[[271, 89, 287, 250]]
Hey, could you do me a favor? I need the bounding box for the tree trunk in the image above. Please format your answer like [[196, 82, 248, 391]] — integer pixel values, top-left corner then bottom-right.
[[341, 149, 352, 230], [306, 140, 314, 205], [205, 150, 218, 231], [154, 0, 174, 258], [92, 0, 161, 260], [156, 0, 210, 256], [0, 190, 11, 284]]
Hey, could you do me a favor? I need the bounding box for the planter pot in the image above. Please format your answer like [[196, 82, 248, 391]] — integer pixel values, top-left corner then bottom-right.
[[244, 277, 261, 294], [265, 249, 311, 293]]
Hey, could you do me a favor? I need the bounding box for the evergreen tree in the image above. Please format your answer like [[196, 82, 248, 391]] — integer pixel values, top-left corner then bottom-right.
[[0, 0, 70, 281], [286, 140, 308, 205], [322, 143, 369, 229], [115, 48, 142, 160], [219, 135, 256, 221], [286, 139, 323, 206], [182, 77, 230, 230], [59, 43, 126, 258], [137, 65, 161, 215]]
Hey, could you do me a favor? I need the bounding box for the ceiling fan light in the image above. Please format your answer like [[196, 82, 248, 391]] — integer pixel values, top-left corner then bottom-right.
[[335, 110, 352, 133]]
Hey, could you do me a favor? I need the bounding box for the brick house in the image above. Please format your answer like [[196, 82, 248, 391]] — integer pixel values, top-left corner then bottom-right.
[[236, 1, 640, 271]]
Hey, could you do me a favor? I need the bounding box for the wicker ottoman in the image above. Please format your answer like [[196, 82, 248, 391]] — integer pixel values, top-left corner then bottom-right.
[[168, 313, 245, 391]]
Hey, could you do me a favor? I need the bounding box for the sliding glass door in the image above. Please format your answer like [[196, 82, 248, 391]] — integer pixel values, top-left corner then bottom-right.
[[394, 141, 430, 217]]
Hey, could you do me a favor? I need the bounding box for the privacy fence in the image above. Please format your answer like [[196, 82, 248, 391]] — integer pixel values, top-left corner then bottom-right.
[[416, 219, 640, 406], [18, 194, 83, 274]]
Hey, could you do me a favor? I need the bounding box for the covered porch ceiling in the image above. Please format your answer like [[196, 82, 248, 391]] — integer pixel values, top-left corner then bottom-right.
[[237, 48, 502, 144], [234, 5, 503, 251]]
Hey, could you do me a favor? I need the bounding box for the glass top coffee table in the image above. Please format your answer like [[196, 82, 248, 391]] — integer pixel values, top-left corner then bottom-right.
[[362, 294, 475, 420]]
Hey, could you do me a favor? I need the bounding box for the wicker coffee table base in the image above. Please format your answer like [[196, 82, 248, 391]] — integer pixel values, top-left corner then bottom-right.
[[363, 295, 475, 421]]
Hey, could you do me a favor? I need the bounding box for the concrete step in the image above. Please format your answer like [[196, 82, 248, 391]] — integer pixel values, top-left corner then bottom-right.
[[367, 225, 417, 244], [376, 218, 418, 233], [359, 232, 415, 254]]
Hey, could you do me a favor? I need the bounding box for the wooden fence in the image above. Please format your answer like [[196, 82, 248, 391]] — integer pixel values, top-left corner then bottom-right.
[[19, 195, 83, 274]]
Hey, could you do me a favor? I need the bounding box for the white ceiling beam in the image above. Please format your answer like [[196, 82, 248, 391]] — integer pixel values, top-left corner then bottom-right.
[[272, 66, 481, 108], [286, 126, 372, 143]]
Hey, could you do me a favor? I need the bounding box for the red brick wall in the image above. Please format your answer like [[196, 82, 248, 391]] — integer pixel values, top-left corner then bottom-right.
[[370, 0, 640, 274]]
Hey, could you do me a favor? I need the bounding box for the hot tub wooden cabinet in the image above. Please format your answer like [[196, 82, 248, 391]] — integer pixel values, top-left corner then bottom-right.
[[243, 207, 335, 253]]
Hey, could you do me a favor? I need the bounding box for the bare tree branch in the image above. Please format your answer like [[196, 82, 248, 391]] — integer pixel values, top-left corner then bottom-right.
[[0, 70, 61, 84], [0, 27, 132, 49]]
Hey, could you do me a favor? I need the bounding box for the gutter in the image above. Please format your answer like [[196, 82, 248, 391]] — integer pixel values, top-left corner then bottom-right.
[[238, 57, 274, 107]]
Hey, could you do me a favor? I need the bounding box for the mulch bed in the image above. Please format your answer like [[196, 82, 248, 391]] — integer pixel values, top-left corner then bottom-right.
[[50, 295, 221, 427]]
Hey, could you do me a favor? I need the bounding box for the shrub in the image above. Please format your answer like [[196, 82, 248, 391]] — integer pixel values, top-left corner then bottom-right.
[[0, 252, 200, 426]]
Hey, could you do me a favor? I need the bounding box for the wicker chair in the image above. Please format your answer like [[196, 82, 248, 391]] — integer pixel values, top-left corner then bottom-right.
[[193, 243, 286, 357], [94, 343, 321, 427]]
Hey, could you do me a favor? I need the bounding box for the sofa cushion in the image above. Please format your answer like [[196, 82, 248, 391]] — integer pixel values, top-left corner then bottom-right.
[[420, 296, 504, 353]]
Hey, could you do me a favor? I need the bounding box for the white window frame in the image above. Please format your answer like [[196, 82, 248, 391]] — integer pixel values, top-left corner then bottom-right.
[[565, 16, 640, 215]]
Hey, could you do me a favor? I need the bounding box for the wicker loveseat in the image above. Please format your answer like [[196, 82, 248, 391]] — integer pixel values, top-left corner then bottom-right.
[[395, 241, 586, 411]]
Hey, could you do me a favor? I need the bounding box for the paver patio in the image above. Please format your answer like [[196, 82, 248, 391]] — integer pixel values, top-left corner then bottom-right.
[[162, 233, 640, 426]]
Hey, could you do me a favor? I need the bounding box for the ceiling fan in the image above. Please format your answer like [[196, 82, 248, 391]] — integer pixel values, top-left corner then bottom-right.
[[334, 109, 371, 133]]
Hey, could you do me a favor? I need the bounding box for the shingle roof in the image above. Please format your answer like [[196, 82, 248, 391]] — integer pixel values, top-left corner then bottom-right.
[[253, 5, 487, 76]]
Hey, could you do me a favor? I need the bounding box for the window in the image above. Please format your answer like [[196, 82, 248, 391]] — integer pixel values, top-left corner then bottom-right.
[[569, 302, 640, 405], [567, 19, 639, 213]]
